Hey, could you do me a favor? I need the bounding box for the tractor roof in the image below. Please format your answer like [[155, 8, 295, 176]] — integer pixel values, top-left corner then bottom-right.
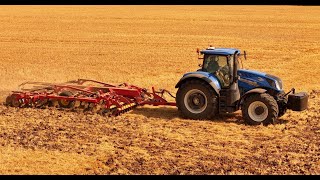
[[200, 47, 241, 56]]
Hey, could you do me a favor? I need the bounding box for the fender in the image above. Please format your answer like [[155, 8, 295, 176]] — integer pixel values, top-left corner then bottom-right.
[[237, 88, 267, 107], [175, 72, 221, 96]]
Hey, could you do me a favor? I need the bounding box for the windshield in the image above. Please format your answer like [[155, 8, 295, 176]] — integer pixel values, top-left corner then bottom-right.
[[203, 55, 231, 87], [203, 55, 228, 74]]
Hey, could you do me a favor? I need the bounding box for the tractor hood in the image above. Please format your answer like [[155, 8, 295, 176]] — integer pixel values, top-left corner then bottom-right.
[[237, 69, 283, 92], [238, 69, 266, 77]]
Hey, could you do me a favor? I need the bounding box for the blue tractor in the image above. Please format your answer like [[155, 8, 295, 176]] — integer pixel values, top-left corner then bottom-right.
[[175, 47, 308, 125]]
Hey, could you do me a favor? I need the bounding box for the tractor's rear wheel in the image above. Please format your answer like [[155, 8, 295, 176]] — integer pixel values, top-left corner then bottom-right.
[[176, 80, 218, 120], [242, 93, 279, 125], [58, 91, 75, 108]]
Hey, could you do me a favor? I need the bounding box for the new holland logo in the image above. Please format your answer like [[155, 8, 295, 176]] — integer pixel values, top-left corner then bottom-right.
[[239, 78, 258, 87]]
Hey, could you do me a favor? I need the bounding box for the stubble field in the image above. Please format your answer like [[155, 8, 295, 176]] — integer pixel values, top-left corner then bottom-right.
[[0, 5, 320, 174]]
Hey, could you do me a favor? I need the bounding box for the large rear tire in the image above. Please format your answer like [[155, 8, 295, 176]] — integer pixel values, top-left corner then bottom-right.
[[176, 80, 218, 120], [242, 93, 278, 125]]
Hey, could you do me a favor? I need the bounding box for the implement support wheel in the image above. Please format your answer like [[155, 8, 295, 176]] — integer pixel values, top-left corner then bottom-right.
[[58, 91, 75, 108]]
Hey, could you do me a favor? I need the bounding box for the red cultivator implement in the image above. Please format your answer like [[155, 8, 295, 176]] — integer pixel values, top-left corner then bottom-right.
[[5, 79, 177, 116]]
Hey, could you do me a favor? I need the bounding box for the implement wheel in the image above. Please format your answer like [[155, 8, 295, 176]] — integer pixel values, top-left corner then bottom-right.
[[6, 94, 22, 107], [5, 95, 12, 106], [58, 91, 75, 108]]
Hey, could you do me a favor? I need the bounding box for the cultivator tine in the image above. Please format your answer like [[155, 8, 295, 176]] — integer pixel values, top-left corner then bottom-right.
[[51, 100, 59, 108], [113, 102, 137, 116], [71, 100, 81, 110], [34, 98, 49, 109]]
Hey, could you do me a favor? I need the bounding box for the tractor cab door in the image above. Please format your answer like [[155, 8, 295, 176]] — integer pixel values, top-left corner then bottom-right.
[[202, 55, 232, 88]]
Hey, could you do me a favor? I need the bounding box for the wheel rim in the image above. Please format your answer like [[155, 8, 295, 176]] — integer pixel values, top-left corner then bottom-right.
[[60, 99, 70, 107], [248, 101, 268, 122], [184, 89, 207, 114]]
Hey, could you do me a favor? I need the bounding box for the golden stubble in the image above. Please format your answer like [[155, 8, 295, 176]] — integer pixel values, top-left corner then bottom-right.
[[0, 5, 319, 174]]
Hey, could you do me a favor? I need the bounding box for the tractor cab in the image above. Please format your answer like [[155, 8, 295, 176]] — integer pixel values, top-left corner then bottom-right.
[[198, 47, 241, 88]]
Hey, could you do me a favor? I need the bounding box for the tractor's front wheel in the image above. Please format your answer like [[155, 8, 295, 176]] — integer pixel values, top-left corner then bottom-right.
[[242, 93, 279, 125], [176, 80, 218, 120]]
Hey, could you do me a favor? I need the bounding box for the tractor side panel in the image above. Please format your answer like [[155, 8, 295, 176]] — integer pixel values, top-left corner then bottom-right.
[[237, 69, 275, 96]]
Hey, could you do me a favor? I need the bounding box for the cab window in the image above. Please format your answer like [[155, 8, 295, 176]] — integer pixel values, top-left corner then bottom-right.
[[203, 55, 231, 87]]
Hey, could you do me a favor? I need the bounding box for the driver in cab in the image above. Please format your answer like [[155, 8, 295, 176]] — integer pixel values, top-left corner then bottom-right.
[[204, 55, 230, 87]]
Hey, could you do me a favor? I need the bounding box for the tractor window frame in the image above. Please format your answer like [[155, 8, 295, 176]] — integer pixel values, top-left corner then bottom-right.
[[228, 54, 234, 76]]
